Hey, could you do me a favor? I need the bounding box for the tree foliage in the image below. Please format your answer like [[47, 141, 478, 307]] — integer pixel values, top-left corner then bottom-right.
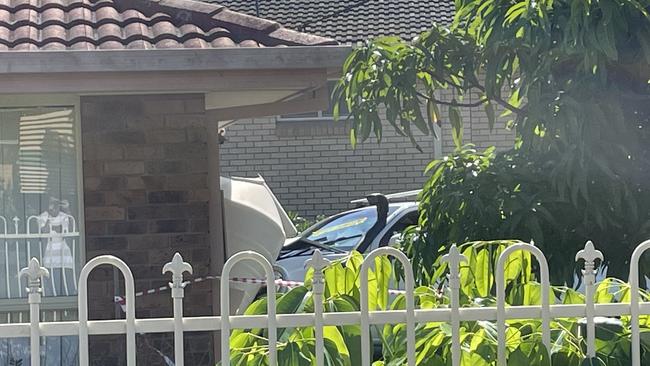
[[333, 0, 650, 281]]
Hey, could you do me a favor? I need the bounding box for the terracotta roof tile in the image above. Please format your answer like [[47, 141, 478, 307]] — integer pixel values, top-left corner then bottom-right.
[[210, 35, 234, 47], [94, 40, 112, 49], [127, 38, 153, 49], [182, 37, 207, 48], [0, 0, 336, 50], [70, 38, 93, 49]]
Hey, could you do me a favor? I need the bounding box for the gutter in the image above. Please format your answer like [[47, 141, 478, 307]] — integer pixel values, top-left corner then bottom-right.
[[0, 46, 351, 74]]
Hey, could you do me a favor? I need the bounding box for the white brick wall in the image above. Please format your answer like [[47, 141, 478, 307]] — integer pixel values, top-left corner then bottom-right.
[[220, 91, 514, 218]]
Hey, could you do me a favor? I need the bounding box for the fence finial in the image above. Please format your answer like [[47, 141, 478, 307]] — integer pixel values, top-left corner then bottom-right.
[[305, 249, 330, 294], [163, 253, 193, 293], [441, 245, 468, 287], [19, 257, 49, 294], [575, 240, 603, 275], [305, 249, 330, 270]]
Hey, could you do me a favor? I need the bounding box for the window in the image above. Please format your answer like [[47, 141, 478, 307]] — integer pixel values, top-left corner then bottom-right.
[[278, 80, 349, 121], [379, 210, 419, 247], [0, 98, 82, 364], [304, 206, 398, 251]]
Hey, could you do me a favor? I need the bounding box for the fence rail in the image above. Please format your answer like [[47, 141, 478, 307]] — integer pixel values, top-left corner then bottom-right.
[[0, 239, 649, 366]]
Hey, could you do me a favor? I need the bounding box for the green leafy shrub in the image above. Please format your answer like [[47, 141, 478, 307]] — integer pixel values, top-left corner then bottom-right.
[[228, 241, 650, 365], [399, 144, 650, 285]]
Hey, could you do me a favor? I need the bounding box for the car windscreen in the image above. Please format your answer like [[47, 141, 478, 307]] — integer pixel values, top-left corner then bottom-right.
[[305, 206, 397, 251]]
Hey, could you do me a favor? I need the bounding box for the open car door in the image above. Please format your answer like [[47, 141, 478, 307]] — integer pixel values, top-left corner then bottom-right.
[[220, 175, 297, 313]]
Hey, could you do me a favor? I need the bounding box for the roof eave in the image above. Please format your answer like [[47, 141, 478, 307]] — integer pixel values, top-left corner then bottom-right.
[[0, 46, 351, 74]]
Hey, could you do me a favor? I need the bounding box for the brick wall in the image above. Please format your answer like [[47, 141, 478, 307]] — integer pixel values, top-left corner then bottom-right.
[[220, 90, 515, 219], [80, 94, 214, 365]]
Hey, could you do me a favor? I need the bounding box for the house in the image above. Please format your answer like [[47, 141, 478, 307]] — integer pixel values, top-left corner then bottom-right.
[[218, 0, 516, 218], [0, 0, 348, 364]]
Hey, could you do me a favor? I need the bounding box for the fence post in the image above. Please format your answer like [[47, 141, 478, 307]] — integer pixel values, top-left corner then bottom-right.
[[220, 251, 277, 365], [441, 245, 467, 366], [78, 255, 136, 366], [163, 253, 193, 366], [305, 250, 330, 366], [629, 239, 650, 366], [497, 242, 551, 366], [360, 247, 416, 366], [576, 240, 603, 359], [19, 257, 49, 366]]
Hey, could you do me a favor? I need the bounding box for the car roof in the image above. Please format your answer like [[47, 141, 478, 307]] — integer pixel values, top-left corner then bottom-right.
[[388, 201, 419, 209]]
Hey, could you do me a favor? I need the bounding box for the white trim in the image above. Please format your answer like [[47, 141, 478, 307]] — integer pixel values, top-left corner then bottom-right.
[[0, 94, 80, 107], [0, 69, 329, 95], [0, 47, 351, 74]]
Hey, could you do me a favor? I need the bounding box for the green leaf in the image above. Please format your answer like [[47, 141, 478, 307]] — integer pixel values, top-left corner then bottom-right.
[[325, 262, 348, 297], [475, 248, 492, 297], [276, 286, 309, 341], [332, 100, 341, 121], [230, 332, 255, 350], [279, 341, 311, 366], [448, 105, 463, 148], [276, 286, 308, 314], [461, 351, 490, 366], [505, 327, 522, 351], [505, 2, 527, 24], [327, 297, 361, 366], [364, 255, 392, 311], [349, 127, 357, 149], [522, 282, 542, 305], [507, 348, 529, 366], [427, 99, 441, 139], [595, 279, 615, 304], [484, 102, 496, 131], [324, 326, 351, 366], [410, 99, 430, 135], [563, 288, 585, 304]]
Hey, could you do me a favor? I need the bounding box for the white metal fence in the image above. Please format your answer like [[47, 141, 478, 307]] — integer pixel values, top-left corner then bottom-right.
[[0, 240, 649, 366]]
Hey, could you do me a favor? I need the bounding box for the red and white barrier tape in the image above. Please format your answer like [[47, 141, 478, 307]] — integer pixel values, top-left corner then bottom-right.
[[114, 276, 306, 310], [114, 274, 407, 311]]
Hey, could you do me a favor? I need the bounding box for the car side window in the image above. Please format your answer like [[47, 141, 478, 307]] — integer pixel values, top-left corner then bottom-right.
[[378, 210, 419, 248]]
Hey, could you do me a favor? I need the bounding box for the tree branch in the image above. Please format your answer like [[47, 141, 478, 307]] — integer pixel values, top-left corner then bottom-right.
[[422, 69, 528, 115], [471, 83, 527, 115], [416, 91, 488, 108]]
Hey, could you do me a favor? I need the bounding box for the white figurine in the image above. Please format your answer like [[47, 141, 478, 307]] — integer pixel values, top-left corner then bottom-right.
[[38, 198, 74, 270]]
